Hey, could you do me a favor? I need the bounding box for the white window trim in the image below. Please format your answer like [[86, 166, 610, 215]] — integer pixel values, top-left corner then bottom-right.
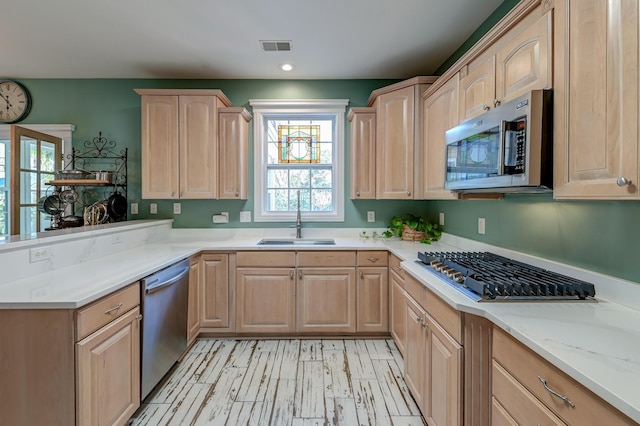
[[249, 99, 348, 223], [0, 124, 75, 159]]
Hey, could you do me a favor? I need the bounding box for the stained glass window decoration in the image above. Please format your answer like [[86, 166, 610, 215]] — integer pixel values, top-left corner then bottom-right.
[[277, 125, 320, 163]]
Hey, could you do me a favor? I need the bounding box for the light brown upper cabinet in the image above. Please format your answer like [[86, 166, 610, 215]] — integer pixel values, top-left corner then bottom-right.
[[458, 4, 552, 123], [219, 107, 251, 199], [136, 89, 251, 200], [419, 74, 460, 199], [347, 107, 376, 199], [553, 0, 639, 199], [363, 77, 437, 199]]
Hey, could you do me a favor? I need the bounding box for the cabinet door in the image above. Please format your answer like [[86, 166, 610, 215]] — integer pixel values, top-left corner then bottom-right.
[[76, 307, 141, 426], [459, 55, 496, 122], [348, 108, 376, 199], [200, 253, 230, 329], [554, 0, 639, 199], [420, 74, 460, 200], [425, 315, 463, 426], [297, 267, 356, 333], [356, 266, 388, 333], [376, 86, 415, 199], [140, 95, 179, 199], [187, 255, 201, 345], [219, 108, 250, 199], [495, 9, 552, 104], [236, 268, 295, 333], [390, 270, 407, 356], [179, 95, 220, 199], [404, 295, 426, 412]]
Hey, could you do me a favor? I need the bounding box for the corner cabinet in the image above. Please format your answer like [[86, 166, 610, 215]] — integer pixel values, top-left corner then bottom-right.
[[553, 0, 640, 199], [366, 77, 437, 199], [420, 74, 460, 199], [135, 89, 251, 200]]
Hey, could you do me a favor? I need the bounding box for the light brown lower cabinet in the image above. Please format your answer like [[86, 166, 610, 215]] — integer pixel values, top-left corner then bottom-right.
[[296, 267, 356, 333], [236, 267, 296, 333], [356, 266, 389, 333], [187, 254, 201, 344], [199, 253, 232, 331], [492, 327, 636, 425], [403, 274, 463, 426], [76, 306, 141, 426]]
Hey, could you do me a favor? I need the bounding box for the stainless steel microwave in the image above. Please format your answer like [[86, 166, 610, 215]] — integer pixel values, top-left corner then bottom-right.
[[444, 89, 553, 193]]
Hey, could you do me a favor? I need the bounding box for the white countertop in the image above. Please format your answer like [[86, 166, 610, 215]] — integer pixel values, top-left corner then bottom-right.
[[1, 223, 639, 423]]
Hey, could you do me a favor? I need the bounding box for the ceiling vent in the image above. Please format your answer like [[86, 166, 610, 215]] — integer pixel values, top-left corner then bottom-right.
[[260, 40, 292, 52]]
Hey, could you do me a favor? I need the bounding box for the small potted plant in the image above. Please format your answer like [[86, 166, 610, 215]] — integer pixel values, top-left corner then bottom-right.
[[382, 213, 442, 244]]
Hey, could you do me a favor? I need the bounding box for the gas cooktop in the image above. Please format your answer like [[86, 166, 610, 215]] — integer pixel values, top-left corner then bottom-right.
[[416, 251, 597, 302]]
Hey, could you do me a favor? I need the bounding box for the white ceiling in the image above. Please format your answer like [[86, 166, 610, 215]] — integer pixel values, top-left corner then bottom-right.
[[1, 0, 506, 79]]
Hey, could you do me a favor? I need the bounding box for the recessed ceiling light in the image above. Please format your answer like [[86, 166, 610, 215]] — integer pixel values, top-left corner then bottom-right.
[[279, 63, 295, 71]]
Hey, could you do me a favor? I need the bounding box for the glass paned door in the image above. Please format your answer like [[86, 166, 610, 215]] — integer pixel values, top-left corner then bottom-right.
[[11, 126, 61, 235]]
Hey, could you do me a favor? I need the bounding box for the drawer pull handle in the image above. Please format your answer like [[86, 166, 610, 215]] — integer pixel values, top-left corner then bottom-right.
[[367, 257, 379, 262], [104, 303, 123, 315], [537, 376, 575, 408]]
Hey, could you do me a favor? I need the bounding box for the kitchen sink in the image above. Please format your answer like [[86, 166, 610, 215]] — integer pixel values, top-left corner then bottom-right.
[[257, 238, 336, 246]]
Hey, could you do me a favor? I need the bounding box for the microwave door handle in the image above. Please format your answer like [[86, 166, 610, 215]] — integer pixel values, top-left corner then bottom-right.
[[499, 120, 507, 175]]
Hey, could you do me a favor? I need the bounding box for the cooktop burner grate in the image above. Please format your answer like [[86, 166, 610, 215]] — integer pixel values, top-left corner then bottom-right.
[[416, 251, 596, 302]]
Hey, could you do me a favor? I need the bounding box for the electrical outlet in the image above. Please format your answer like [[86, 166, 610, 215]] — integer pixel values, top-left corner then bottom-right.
[[150, 203, 157, 214], [478, 217, 486, 235], [173, 203, 181, 214], [29, 246, 52, 263], [131, 203, 138, 214], [367, 211, 375, 222], [439, 212, 445, 226], [240, 211, 251, 222]]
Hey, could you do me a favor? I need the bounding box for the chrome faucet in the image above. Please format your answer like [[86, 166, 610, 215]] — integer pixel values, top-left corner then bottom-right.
[[295, 190, 302, 238]]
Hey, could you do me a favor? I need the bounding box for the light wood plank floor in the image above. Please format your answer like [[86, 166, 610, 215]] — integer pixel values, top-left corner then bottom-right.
[[130, 338, 424, 426]]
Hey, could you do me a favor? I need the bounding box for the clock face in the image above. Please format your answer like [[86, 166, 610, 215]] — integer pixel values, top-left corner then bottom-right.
[[0, 80, 32, 124]]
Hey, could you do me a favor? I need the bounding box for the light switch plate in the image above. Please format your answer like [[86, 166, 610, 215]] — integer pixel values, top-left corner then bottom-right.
[[173, 203, 181, 214], [478, 217, 486, 235], [439, 212, 445, 226], [150, 203, 157, 214], [367, 211, 375, 222], [131, 203, 138, 215]]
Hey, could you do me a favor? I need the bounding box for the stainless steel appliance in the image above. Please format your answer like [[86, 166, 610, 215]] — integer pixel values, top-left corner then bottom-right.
[[416, 251, 596, 302], [445, 89, 553, 193], [140, 258, 190, 399]]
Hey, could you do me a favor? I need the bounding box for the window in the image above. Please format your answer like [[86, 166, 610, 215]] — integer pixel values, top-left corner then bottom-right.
[[250, 99, 348, 222]]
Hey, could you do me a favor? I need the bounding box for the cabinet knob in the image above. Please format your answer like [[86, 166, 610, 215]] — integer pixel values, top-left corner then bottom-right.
[[235, 192, 239, 196], [493, 99, 501, 107], [298, 271, 302, 279], [136, 314, 143, 322], [290, 271, 294, 279], [356, 191, 360, 197], [359, 271, 364, 278], [406, 191, 411, 196], [616, 177, 632, 187], [482, 104, 490, 111], [415, 316, 422, 323], [421, 320, 427, 328], [171, 192, 176, 197]]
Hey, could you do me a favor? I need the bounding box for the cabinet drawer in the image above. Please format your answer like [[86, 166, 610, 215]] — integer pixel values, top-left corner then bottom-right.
[[492, 360, 566, 425], [237, 251, 295, 267], [76, 282, 140, 341], [493, 327, 634, 426], [389, 253, 405, 280], [357, 250, 388, 266], [297, 251, 356, 267]]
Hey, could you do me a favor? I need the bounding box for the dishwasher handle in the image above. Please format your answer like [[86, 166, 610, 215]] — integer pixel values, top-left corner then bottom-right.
[[144, 266, 189, 295]]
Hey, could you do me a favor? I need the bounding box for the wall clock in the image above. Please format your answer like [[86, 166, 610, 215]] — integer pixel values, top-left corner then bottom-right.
[[0, 80, 32, 123]]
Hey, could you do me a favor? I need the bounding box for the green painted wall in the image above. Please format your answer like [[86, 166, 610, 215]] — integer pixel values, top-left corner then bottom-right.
[[19, 78, 432, 230], [14, 0, 640, 286]]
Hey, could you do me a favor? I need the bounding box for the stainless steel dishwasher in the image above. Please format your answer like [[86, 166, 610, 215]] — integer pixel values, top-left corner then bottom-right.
[[140, 258, 190, 399]]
